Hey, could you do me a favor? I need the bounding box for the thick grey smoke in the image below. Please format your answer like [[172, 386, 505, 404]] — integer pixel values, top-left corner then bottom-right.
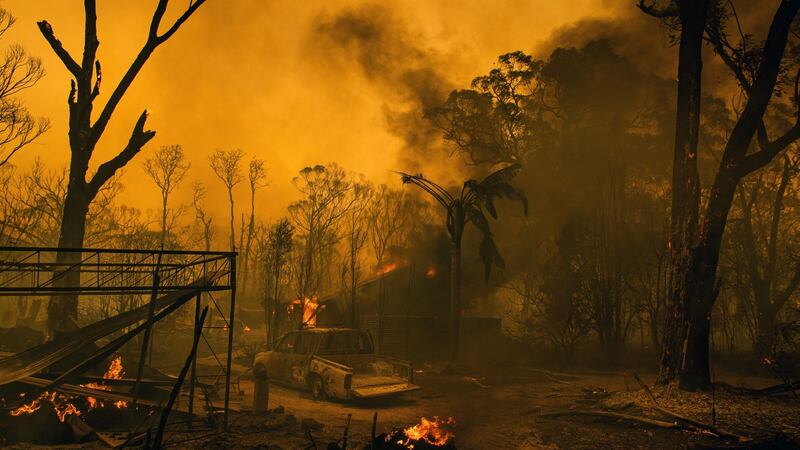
[[305, 4, 462, 180]]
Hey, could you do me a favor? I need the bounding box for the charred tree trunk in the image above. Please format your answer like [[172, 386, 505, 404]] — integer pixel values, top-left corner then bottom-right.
[[657, 0, 709, 386], [756, 308, 777, 356], [656, 0, 800, 390]]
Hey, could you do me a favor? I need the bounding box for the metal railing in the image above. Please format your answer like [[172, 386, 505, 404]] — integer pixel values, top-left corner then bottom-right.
[[0, 246, 238, 430], [0, 247, 235, 295]]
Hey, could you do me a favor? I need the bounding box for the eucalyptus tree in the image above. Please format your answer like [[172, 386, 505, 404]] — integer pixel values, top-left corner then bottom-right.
[[398, 164, 527, 360], [369, 184, 411, 349], [209, 148, 245, 252], [191, 181, 214, 252], [729, 155, 800, 357], [289, 164, 354, 328], [40, 0, 207, 337], [341, 177, 373, 328], [264, 218, 294, 347], [143, 144, 190, 249], [640, 0, 800, 390], [0, 8, 49, 167], [242, 157, 268, 293]]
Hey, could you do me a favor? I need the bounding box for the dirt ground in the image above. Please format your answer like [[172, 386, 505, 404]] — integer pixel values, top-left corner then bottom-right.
[[5, 364, 800, 449], [161, 364, 800, 450]]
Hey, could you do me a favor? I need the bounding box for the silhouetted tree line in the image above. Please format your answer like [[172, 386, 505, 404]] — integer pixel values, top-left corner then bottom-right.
[[0, 0, 799, 393]]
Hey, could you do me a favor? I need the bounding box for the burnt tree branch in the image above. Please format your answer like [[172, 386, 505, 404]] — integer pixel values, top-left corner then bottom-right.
[[89, 0, 206, 147], [87, 110, 155, 199], [36, 21, 81, 78]]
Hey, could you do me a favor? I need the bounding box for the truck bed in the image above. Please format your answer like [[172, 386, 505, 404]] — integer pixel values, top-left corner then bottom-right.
[[350, 374, 421, 398]]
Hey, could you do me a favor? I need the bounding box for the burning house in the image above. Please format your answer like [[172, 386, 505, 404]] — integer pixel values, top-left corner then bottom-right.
[[315, 260, 506, 363]]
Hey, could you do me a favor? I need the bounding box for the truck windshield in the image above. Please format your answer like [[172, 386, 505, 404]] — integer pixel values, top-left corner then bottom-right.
[[317, 331, 373, 355]]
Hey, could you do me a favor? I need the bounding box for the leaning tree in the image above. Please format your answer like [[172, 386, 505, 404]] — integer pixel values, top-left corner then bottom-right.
[[41, 0, 207, 337], [639, 0, 800, 390], [398, 164, 527, 361]]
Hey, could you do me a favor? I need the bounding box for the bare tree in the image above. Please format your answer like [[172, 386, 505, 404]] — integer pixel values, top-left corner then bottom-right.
[[0, 9, 49, 167], [191, 181, 214, 252], [259, 218, 294, 347], [289, 164, 353, 328], [369, 185, 411, 350], [209, 148, 245, 252], [730, 155, 800, 357], [40, 0, 207, 337], [341, 176, 373, 327], [242, 157, 268, 293], [143, 144, 190, 249]]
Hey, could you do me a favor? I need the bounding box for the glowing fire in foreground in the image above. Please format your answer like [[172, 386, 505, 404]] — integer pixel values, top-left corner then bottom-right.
[[10, 356, 128, 422], [10, 391, 80, 422], [386, 416, 456, 448]]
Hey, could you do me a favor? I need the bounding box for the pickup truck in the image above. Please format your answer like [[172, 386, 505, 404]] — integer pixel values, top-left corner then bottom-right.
[[253, 328, 420, 400]]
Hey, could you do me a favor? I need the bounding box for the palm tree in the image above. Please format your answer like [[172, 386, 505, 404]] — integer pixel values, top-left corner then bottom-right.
[[398, 163, 527, 361]]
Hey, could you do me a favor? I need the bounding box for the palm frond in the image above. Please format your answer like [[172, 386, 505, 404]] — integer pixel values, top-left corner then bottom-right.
[[395, 171, 454, 208], [466, 205, 504, 281], [479, 163, 522, 187]]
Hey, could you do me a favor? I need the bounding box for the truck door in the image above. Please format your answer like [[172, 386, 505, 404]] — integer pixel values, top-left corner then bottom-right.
[[284, 331, 317, 387], [269, 332, 298, 382]]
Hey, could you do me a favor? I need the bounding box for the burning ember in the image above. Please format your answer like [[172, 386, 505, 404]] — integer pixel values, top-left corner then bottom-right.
[[9, 356, 128, 422], [424, 266, 437, 278], [243, 324, 252, 333], [385, 416, 456, 448], [288, 297, 322, 327]]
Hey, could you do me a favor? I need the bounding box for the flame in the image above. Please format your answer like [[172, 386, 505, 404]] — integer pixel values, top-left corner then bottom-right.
[[10, 357, 129, 422], [243, 324, 252, 333], [105, 357, 124, 380], [386, 416, 456, 448], [377, 262, 398, 275], [85, 356, 128, 409], [289, 297, 322, 328], [10, 391, 81, 422], [425, 266, 437, 278]]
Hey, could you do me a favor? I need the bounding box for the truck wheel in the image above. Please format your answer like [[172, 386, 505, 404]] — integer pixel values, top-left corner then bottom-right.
[[309, 375, 326, 400]]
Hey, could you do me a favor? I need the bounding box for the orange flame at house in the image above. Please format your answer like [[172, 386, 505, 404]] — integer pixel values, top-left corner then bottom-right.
[[377, 262, 398, 276], [387, 416, 456, 448], [289, 297, 322, 328]]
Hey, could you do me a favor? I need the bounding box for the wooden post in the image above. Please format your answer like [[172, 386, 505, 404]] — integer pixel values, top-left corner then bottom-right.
[[188, 292, 201, 427], [224, 253, 237, 430]]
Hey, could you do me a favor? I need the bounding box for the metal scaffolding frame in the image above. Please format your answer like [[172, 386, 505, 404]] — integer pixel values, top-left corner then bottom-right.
[[0, 246, 238, 430]]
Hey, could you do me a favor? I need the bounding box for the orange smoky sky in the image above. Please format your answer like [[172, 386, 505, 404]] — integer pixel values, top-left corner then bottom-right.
[[2, 0, 627, 231]]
